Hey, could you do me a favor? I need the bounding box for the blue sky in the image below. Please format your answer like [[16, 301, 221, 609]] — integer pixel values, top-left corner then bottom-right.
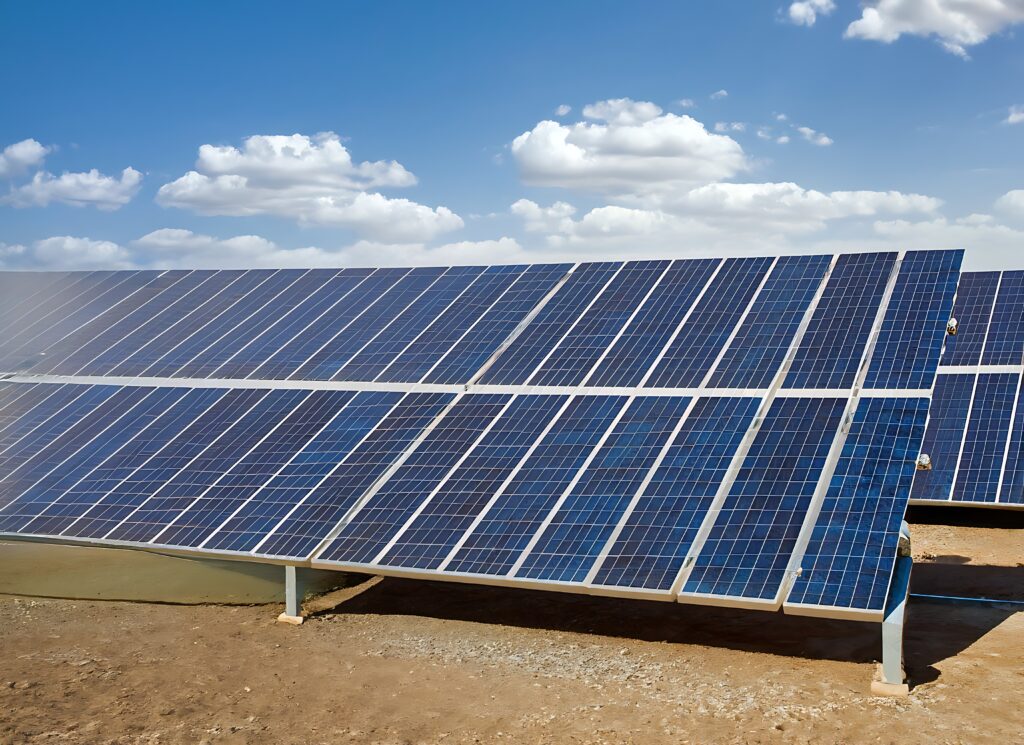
[[1, 0, 1022, 270]]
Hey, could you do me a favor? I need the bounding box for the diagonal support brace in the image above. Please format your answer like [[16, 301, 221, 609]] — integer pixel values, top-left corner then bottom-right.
[[872, 521, 912, 696]]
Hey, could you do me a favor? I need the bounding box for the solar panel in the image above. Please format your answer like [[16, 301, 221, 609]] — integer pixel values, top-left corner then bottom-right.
[[909, 270, 1024, 509], [0, 248, 964, 621]]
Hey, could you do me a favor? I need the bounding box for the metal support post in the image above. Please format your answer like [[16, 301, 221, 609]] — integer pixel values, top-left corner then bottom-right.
[[278, 565, 305, 625], [872, 521, 912, 696]]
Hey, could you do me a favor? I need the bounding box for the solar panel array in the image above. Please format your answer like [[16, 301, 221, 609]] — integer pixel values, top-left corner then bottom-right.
[[910, 270, 1024, 509], [0, 249, 963, 620]]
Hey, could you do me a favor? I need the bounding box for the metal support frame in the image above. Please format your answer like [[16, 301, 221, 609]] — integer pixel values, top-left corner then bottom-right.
[[873, 521, 912, 696], [278, 564, 305, 625]]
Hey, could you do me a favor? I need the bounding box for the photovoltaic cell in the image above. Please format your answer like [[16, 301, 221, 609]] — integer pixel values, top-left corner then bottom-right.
[[645, 256, 774, 389], [379, 394, 567, 570], [909, 374, 974, 502], [953, 373, 1018, 503], [318, 394, 512, 564], [999, 374, 1024, 505], [787, 397, 928, 613], [592, 396, 760, 591], [982, 271, 1024, 365], [942, 271, 999, 367], [516, 395, 692, 583], [478, 263, 621, 385], [864, 250, 962, 390], [784, 252, 896, 390], [708, 255, 830, 389], [443, 395, 626, 576], [585, 258, 719, 388], [683, 396, 846, 601]]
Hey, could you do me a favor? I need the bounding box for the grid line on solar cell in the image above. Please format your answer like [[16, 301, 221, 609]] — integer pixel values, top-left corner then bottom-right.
[[252, 392, 454, 559], [477, 263, 622, 385], [151, 389, 356, 548], [644, 257, 774, 389], [441, 395, 627, 577], [591, 396, 761, 591], [585, 259, 721, 388], [864, 250, 963, 390], [909, 374, 975, 502], [953, 373, 1018, 502], [943, 272, 1000, 367], [0, 272, 86, 336], [515, 395, 693, 584], [201, 391, 406, 553], [681, 396, 847, 602], [786, 397, 928, 613], [103, 389, 310, 544], [707, 255, 832, 389], [317, 394, 512, 565], [982, 271, 1024, 365], [0, 272, 110, 343], [377, 394, 568, 570], [784, 253, 897, 390], [0, 387, 190, 534], [526, 261, 670, 387]]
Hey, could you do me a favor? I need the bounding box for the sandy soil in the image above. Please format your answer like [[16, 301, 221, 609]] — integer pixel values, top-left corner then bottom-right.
[[2, 516, 1021, 745]]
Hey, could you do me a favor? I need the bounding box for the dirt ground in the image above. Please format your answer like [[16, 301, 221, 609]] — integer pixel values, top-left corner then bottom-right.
[[2, 511, 1022, 745]]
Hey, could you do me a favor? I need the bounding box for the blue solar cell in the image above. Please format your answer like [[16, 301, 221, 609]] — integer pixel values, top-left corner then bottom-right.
[[999, 374, 1024, 505], [982, 271, 1024, 365], [153, 390, 358, 547], [528, 261, 671, 387], [953, 373, 1017, 502], [319, 394, 512, 564], [592, 396, 760, 591], [28, 271, 190, 375], [62, 388, 266, 539], [379, 395, 567, 570], [0, 385, 94, 456], [478, 263, 622, 385], [10, 388, 226, 537], [256, 392, 454, 559], [105, 389, 309, 544], [203, 391, 402, 553], [865, 250, 963, 390], [0, 384, 51, 442], [332, 267, 484, 382], [942, 271, 999, 367], [375, 266, 525, 383], [291, 268, 446, 381], [909, 374, 975, 502], [516, 395, 692, 583], [443, 395, 626, 576], [683, 396, 846, 601], [584, 259, 720, 388], [0, 273, 77, 333], [787, 397, 928, 613], [0, 385, 127, 509], [422, 264, 571, 385], [0, 387, 189, 533], [110, 271, 275, 377], [784, 253, 897, 390], [645, 256, 774, 389], [708, 255, 831, 389]]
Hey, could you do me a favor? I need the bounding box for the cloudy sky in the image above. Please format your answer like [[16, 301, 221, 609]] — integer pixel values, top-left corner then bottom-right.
[[2, 1, 1023, 270]]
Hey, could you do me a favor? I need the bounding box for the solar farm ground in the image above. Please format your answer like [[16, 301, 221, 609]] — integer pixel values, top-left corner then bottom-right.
[[2, 518, 1021, 745]]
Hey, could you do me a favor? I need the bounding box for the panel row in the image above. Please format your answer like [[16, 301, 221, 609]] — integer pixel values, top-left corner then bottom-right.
[[0, 381, 929, 617], [0, 251, 962, 391], [942, 270, 1024, 367]]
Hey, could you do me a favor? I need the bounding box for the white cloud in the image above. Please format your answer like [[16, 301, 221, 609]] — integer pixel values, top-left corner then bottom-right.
[[995, 189, 1024, 216], [797, 126, 834, 146], [714, 121, 746, 132], [157, 132, 463, 242], [788, 0, 836, 27], [777, 135, 791, 144], [776, 113, 788, 122], [0, 139, 51, 178], [844, 0, 1024, 58], [555, 104, 572, 116], [510, 98, 749, 197], [1006, 105, 1024, 124], [0, 236, 135, 270], [510, 199, 577, 233], [677, 98, 696, 108], [710, 89, 729, 100], [3, 167, 142, 210]]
